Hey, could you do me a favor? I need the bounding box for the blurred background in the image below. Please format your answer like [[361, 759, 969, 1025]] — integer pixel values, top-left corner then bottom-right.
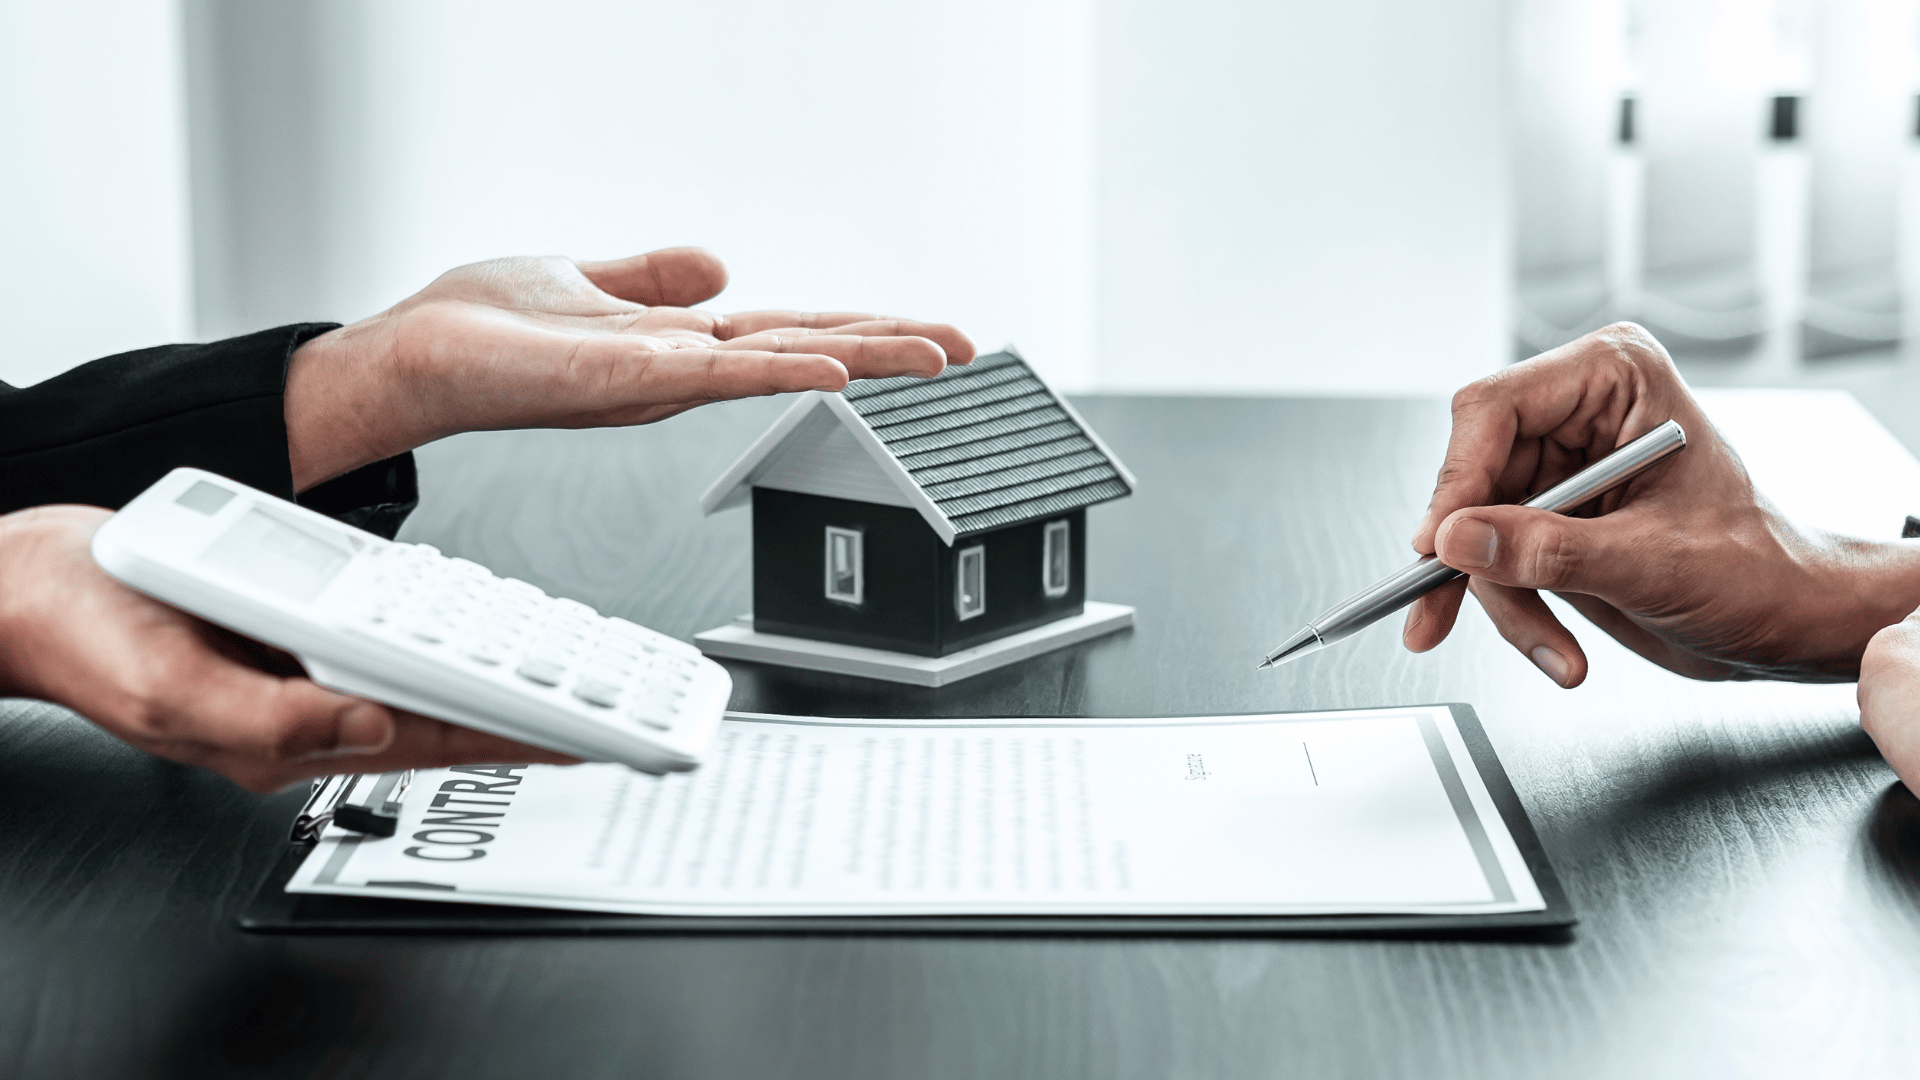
[[4, 0, 1920, 446]]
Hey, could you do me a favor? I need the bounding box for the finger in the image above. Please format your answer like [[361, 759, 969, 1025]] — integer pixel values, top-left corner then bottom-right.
[[1468, 579, 1588, 687], [1403, 576, 1469, 653], [1412, 322, 1674, 552], [1433, 504, 1642, 599], [1414, 384, 1522, 554], [809, 320, 977, 367], [715, 332, 948, 380], [578, 248, 729, 307], [716, 309, 880, 335], [196, 642, 392, 757], [363, 713, 583, 770], [579, 336, 952, 407], [1861, 614, 1920, 794], [619, 346, 853, 399], [716, 312, 976, 365], [141, 662, 399, 765], [206, 714, 584, 793]]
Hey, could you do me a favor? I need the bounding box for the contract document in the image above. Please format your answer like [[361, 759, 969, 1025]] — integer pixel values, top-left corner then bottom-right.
[[288, 706, 1547, 916]]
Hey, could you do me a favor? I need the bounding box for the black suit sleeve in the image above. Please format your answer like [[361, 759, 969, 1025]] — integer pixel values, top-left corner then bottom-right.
[[0, 324, 418, 539]]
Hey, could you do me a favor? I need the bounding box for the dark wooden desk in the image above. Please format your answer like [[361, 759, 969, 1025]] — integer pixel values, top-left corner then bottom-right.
[[5, 394, 1919, 1079]]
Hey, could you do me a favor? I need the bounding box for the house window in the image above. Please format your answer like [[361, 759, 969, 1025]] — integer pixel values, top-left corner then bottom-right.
[[955, 544, 986, 620], [824, 526, 863, 606], [1042, 519, 1070, 597]]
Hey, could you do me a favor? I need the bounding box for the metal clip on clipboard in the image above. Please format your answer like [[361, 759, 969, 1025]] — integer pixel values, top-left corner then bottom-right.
[[291, 771, 414, 841]]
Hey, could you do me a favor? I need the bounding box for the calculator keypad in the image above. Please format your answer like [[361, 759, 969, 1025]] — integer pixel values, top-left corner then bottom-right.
[[355, 543, 714, 736]]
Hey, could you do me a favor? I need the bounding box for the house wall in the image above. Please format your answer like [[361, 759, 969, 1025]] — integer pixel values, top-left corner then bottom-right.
[[752, 489, 1087, 657], [753, 489, 946, 654], [935, 509, 1087, 656]]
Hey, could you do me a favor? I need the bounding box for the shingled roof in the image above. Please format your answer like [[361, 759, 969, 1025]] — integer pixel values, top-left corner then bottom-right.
[[700, 348, 1135, 544]]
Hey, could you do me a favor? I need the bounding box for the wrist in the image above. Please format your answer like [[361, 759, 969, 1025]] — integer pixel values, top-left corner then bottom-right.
[[284, 315, 424, 491], [0, 507, 95, 701], [0, 511, 37, 698], [1779, 528, 1920, 681]]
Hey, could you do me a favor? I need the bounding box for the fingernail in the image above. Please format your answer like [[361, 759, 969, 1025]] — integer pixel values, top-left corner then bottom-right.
[[1448, 518, 1498, 569], [1530, 645, 1571, 687], [334, 702, 393, 754]]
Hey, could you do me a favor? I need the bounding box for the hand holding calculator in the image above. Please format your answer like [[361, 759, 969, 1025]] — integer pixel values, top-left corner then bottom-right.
[[92, 469, 729, 774]]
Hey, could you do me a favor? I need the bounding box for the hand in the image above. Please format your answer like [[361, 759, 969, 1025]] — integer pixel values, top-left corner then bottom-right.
[[284, 248, 976, 489], [0, 506, 578, 793], [1861, 610, 1920, 793], [1402, 322, 1920, 686]]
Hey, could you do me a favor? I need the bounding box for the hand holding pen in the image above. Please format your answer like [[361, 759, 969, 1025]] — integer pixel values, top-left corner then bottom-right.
[[1278, 324, 1920, 686], [1261, 420, 1684, 672]]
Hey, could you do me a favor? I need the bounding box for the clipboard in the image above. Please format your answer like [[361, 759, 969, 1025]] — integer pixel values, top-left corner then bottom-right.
[[239, 704, 1576, 937]]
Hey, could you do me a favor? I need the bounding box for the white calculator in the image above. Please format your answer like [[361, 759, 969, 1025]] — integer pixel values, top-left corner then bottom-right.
[[91, 468, 730, 774]]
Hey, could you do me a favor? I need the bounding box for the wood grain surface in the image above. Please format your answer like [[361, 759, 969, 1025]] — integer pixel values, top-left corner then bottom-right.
[[3, 393, 1918, 1079]]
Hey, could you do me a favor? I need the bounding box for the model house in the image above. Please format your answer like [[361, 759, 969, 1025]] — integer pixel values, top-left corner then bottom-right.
[[699, 349, 1135, 661]]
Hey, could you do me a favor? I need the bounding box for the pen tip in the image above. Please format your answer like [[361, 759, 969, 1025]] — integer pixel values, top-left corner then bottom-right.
[[1260, 627, 1326, 670], [1256, 659, 1272, 670]]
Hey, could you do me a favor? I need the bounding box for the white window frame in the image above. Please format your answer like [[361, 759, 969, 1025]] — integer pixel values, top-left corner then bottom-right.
[[824, 526, 864, 606], [1042, 519, 1070, 598], [955, 544, 986, 621]]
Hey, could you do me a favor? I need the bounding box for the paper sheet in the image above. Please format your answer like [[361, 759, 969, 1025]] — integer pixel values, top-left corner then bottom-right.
[[288, 706, 1546, 916]]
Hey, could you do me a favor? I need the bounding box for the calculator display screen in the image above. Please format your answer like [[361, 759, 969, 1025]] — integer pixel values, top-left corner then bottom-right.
[[198, 507, 351, 603]]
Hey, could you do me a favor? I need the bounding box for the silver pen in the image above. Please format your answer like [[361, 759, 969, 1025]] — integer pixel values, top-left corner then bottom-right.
[[1258, 418, 1688, 669]]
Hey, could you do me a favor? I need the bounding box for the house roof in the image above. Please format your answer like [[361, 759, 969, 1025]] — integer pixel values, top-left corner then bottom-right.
[[700, 348, 1135, 545]]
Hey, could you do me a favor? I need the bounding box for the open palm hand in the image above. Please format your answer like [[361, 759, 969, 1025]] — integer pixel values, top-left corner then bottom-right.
[[286, 247, 975, 488]]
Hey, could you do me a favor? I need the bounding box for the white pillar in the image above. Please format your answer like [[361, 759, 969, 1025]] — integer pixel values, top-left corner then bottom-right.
[[1510, 0, 1630, 357]]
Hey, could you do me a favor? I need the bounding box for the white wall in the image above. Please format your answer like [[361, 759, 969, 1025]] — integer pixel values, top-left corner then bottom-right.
[[4, 0, 1510, 397], [1093, 0, 1510, 395], [185, 0, 1098, 390], [0, 0, 193, 387]]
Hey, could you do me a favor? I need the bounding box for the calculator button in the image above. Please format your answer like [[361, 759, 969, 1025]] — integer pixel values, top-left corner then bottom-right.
[[589, 653, 635, 676], [629, 706, 675, 731], [543, 637, 587, 660], [572, 676, 622, 708], [516, 656, 567, 686], [640, 686, 684, 709], [527, 642, 573, 663], [466, 642, 508, 666], [408, 622, 450, 644]]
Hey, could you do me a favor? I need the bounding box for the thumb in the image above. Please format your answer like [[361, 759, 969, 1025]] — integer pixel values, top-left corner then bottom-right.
[[152, 649, 397, 763], [1433, 504, 1638, 598], [578, 247, 728, 307], [1861, 615, 1920, 794]]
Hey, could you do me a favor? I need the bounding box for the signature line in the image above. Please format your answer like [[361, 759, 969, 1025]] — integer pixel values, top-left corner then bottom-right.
[[1302, 742, 1319, 786]]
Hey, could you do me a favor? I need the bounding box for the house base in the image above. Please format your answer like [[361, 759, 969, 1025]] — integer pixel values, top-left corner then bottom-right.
[[693, 601, 1135, 688]]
